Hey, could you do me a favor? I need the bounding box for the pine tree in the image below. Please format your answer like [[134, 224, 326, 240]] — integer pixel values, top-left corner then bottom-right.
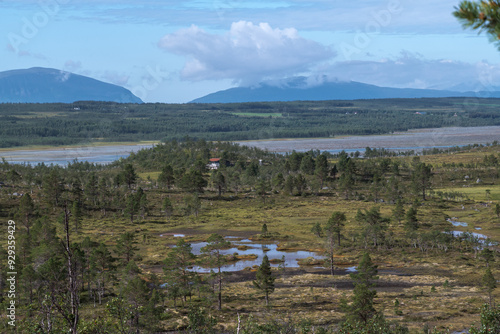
[[315, 154, 329, 189], [164, 238, 195, 303], [300, 155, 315, 175], [284, 175, 295, 195], [184, 193, 201, 217], [98, 177, 111, 216], [311, 222, 323, 238], [253, 255, 275, 306], [71, 201, 82, 234], [212, 170, 226, 197], [261, 223, 268, 235], [115, 232, 138, 264], [356, 207, 388, 248], [158, 164, 175, 189], [392, 199, 405, 224], [122, 164, 138, 189], [411, 160, 432, 200], [342, 252, 379, 323], [43, 169, 64, 208], [201, 234, 231, 310], [162, 197, 174, 219], [125, 193, 138, 223], [90, 243, 116, 304], [453, 1, 500, 50], [324, 211, 346, 276], [272, 172, 285, 191], [482, 267, 497, 306], [18, 193, 35, 235], [295, 173, 307, 196], [481, 248, 495, 267], [84, 174, 98, 206], [256, 178, 270, 203], [404, 206, 419, 231], [327, 211, 346, 247], [137, 188, 148, 219]]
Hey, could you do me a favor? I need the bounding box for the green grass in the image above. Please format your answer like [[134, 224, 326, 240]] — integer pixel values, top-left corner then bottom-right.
[[435, 186, 500, 201], [4, 144, 500, 332], [230, 112, 283, 118]]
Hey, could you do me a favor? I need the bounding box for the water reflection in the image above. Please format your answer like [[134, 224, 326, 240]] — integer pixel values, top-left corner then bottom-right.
[[188, 237, 323, 273], [447, 218, 468, 227]]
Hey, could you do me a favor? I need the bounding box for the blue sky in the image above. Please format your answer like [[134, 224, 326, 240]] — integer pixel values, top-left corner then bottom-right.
[[2, 0, 500, 102]]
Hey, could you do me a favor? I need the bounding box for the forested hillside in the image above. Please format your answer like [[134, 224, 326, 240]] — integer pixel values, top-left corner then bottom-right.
[[1, 139, 500, 332], [1, 98, 500, 147]]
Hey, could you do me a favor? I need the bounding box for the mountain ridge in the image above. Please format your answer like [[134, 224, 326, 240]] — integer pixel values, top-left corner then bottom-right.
[[191, 78, 500, 103], [0, 67, 142, 103]]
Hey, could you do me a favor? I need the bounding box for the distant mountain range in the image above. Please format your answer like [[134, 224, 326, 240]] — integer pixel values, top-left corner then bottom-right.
[[191, 77, 500, 103], [0, 67, 142, 103]]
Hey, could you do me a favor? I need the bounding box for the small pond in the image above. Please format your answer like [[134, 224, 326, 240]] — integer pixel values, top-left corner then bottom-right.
[[187, 237, 323, 273], [447, 218, 468, 227], [445, 219, 496, 246]]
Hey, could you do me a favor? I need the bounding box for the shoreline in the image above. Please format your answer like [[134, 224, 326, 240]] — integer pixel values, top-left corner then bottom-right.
[[1, 125, 500, 164]]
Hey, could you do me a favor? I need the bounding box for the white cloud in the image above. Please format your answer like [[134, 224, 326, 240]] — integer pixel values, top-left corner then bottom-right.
[[322, 52, 500, 92], [158, 21, 334, 84], [64, 60, 82, 72], [57, 70, 71, 82], [102, 71, 129, 86]]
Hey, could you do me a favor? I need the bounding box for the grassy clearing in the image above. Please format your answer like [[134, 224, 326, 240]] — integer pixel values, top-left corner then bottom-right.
[[436, 185, 500, 201], [230, 112, 283, 118]]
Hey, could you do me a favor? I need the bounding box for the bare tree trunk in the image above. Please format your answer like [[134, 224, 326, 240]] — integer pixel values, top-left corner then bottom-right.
[[218, 266, 222, 310], [63, 207, 80, 333]]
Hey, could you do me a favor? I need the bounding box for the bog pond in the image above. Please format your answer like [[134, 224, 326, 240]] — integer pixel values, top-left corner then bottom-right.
[[165, 235, 324, 273]]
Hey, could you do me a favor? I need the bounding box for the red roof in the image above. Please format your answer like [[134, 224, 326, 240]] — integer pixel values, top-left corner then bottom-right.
[[209, 158, 221, 162]]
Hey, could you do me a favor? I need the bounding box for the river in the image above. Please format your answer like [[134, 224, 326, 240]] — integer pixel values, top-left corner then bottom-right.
[[1, 126, 500, 165], [0, 143, 156, 165], [238, 126, 500, 154]]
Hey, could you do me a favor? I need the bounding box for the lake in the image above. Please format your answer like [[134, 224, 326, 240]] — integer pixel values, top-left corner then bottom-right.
[[1, 126, 500, 165]]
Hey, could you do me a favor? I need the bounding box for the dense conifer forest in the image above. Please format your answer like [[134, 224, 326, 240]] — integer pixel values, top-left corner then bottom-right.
[[1, 97, 500, 147]]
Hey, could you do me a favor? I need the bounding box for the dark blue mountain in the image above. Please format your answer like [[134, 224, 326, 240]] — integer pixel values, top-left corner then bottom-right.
[[191, 77, 500, 103], [0, 67, 142, 103]]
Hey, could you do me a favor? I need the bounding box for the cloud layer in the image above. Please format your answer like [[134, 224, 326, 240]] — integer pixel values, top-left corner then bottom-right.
[[322, 52, 500, 92], [158, 21, 334, 83]]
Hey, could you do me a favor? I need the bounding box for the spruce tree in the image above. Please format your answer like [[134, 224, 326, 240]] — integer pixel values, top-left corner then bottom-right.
[[253, 255, 275, 306]]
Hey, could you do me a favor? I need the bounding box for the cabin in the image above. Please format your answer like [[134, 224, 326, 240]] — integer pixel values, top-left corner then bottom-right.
[[208, 158, 221, 170], [207, 158, 232, 170]]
